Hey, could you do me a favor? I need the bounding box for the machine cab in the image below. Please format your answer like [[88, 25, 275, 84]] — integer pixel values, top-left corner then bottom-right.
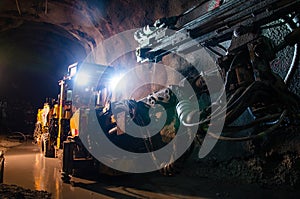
[[66, 62, 115, 138]]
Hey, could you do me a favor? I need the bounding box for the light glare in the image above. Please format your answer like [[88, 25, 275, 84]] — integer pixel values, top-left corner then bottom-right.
[[76, 73, 90, 86], [109, 73, 124, 90]]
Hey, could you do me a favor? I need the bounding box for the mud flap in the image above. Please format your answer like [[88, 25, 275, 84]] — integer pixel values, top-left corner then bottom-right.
[[43, 139, 55, 158], [62, 141, 75, 183]]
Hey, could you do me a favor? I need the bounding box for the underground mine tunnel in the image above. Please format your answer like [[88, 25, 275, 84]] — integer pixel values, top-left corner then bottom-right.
[[0, 0, 300, 198]]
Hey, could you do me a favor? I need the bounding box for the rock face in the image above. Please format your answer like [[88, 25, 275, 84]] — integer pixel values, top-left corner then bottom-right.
[[0, 0, 198, 102], [0, 0, 196, 53], [1, 0, 299, 97], [0, 184, 51, 199]]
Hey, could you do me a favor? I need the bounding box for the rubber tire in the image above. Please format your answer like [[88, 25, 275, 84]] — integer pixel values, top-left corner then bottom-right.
[[61, 172, 71, 184], [43, 139, 55, 158], [160, 141, 195, 176], [0, 158, 4, 183]]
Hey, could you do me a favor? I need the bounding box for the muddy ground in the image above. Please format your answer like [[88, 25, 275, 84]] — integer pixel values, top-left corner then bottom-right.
[[0, 134, 52, 199], [1, 129, 300, 199], [185, 125, 300, 190]]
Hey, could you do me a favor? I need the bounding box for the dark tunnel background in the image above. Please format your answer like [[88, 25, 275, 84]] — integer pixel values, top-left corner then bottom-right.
[[0, 22, 86, 132]]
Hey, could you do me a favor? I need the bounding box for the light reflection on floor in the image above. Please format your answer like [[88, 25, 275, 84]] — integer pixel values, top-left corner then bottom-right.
[[3, 142, 110, 199], [3, 142, 300, 199]]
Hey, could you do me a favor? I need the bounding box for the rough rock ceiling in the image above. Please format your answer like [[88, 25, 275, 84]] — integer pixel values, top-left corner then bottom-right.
[[0, 0, 196, 103], [0, 0, 195, 54]]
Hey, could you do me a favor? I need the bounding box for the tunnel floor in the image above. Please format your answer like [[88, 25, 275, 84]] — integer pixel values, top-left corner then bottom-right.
[[2, 142, 300, 198]]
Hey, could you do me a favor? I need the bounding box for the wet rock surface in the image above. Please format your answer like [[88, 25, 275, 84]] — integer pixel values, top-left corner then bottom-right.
[[0, 184, 51, 199]]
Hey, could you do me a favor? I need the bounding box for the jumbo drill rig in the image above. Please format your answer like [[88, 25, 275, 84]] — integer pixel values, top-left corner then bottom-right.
[[34, 0, 300, 181]]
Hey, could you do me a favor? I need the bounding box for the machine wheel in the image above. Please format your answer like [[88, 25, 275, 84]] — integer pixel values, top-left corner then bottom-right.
[[160, 141, 195, 176], [61, 141, 74, 183], [0, 153, 4, 183], [43, 139, 55, 158], [61, 172, 71, 184]]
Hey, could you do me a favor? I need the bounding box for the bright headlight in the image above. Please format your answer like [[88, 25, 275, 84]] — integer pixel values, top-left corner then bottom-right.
[[109, 73, 124, 91]]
